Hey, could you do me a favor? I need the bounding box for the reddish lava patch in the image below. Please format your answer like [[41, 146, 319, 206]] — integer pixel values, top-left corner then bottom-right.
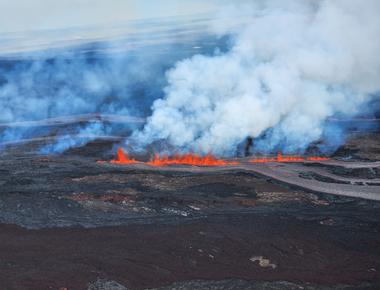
[[250, 152, 330, 163]]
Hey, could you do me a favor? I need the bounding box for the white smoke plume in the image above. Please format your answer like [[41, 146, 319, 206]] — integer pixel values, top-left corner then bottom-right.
[[134, 0, 380, 155]]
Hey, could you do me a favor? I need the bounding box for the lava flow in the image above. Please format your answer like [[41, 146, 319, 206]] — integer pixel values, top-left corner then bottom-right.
[[110, 148, 138, 164], [103, 149, 329, 167], [147, 153, 239, 167], [104, 148, 239, 167], [250, 152, 330, 163]]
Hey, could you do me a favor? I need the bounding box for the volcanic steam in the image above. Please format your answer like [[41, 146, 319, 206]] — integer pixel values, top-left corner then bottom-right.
[[132, 0, 380, 155]]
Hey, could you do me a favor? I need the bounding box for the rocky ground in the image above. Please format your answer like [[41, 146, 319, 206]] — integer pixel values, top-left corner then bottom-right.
[[0, 121, 379, 290]]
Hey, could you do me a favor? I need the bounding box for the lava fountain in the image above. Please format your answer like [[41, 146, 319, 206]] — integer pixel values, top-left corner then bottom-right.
[[110, 148, 138, 164]]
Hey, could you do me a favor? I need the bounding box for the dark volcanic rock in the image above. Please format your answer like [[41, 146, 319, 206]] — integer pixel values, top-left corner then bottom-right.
[[0, 138, 379, 289], [0, 213, 380, 290]]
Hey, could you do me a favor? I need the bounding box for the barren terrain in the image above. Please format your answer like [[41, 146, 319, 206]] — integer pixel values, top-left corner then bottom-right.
[[0, 117, 379, 290]]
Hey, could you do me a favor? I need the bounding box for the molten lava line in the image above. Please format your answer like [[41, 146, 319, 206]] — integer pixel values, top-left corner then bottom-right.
[[107, 148, 239, 166], [103, 148, 330, 167], [147, 153, 239, 167], [250, 152, 330, 163]]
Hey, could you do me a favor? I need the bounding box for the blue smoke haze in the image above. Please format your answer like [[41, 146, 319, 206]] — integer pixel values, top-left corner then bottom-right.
[[0, 19, 230, 153]]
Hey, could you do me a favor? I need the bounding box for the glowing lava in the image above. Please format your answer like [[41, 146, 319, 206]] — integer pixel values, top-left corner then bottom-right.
[[110, 148, 138, 164], [250, 152, 330, 163], [102, 149, 329, 167], [147, 153, 239, 167]]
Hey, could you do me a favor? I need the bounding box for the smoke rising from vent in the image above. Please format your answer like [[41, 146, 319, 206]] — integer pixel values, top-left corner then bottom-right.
[[133, 0, 380, 155]]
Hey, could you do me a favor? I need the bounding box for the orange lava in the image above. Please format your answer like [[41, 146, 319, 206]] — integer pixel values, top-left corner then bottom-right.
[[147, 153, 239, 166], [110, 148, 138, 164], [306, 156, 331, 161], [102, 149, 329, 167], [250, 152, 330, 163]]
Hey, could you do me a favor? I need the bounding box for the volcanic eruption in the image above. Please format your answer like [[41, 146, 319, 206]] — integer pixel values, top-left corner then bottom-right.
[[130, 0, 380, 157], [105, 148, 329, 167], [107, 148, 239, 166], [0, 1, 380, 289]]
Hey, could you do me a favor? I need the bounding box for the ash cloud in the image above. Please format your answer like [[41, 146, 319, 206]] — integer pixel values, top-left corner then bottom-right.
[[134, 0, 380, 155]]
